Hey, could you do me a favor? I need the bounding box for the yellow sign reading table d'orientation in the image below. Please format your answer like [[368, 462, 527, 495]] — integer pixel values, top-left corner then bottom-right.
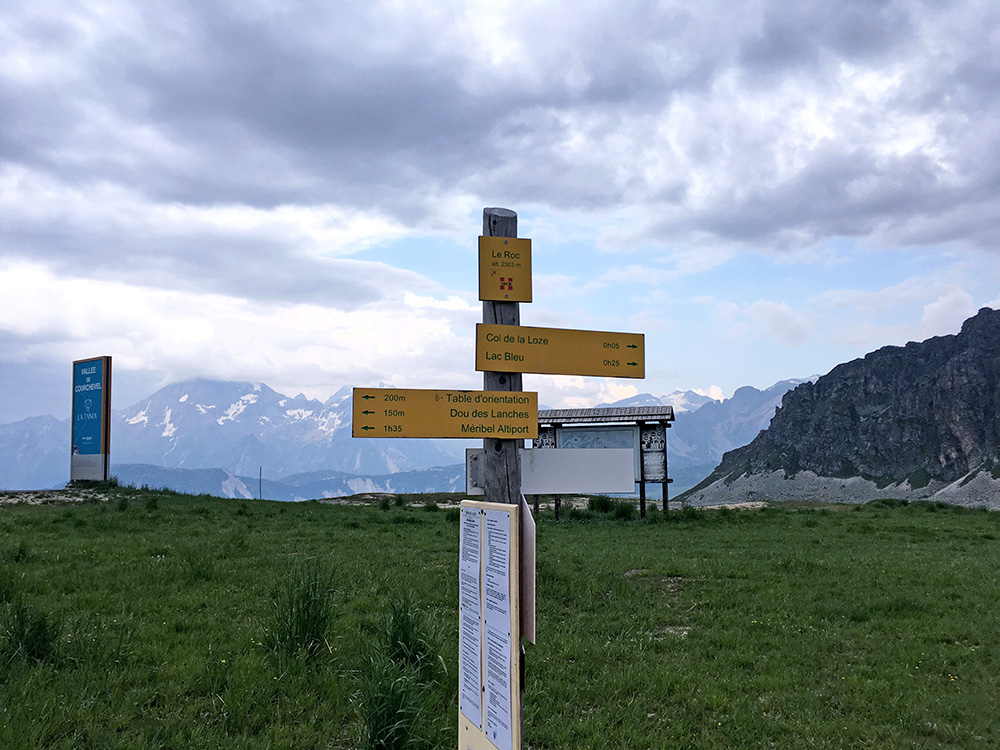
[[352, 388, 538, 439]]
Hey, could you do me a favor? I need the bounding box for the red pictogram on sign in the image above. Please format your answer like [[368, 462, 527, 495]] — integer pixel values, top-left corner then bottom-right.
[[500, 278, 513, 291]]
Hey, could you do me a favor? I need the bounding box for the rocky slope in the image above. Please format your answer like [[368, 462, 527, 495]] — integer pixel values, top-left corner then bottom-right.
[[681, 308, 1000, 507], [666, 379, 813, 491]]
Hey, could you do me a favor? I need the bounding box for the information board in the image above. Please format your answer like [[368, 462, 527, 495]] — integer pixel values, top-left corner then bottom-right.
[[639, 424, 668, 482], [466, 448, 635, 495], [71, 355, 112, 481], [555, 424, 642, 481], [459, 500, 521, 750]]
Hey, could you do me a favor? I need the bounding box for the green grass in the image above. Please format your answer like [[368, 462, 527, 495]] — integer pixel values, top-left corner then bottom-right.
[[267, 560, 337, 662], [356, 592, 452, 749], [0, 488, 998, 748]]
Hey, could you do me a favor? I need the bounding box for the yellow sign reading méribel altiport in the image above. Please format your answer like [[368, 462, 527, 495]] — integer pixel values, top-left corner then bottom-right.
[[479, 236, 531, 302], [352, 388, 538, 439], [476, 324, 645, 379]]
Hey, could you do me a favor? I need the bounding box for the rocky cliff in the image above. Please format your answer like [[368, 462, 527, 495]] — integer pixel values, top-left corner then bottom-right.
[[680, 307, 1000, 507]]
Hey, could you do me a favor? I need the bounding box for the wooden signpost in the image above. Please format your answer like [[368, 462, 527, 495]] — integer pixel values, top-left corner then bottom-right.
[[351, 207, 647, 750], [480, 208, 524, 510]]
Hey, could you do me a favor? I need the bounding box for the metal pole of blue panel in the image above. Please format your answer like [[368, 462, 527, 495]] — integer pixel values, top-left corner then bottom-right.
[[102, 356, 112, 482]]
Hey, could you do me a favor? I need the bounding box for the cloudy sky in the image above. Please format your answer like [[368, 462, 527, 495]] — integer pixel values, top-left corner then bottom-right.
[[3, 0, 1000, 423]]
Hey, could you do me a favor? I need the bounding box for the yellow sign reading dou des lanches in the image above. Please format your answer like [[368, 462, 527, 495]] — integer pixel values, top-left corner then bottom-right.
[[352, 387, 539, 439]]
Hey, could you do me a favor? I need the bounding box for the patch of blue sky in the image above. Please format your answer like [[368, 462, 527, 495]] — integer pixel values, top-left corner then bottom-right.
[[351, 211, 995, 402]]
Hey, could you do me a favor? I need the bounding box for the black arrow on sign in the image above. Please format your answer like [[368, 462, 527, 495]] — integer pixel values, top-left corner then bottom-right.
[[361, 425, 375, 431], [362, 410, 375, 415], [361, 394, 375, 400]]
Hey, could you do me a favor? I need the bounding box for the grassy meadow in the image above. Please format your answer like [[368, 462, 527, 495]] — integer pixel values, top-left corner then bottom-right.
[[1, 487, 999, 748]]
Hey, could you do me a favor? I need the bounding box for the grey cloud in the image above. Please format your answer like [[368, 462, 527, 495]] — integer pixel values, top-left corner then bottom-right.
[[646, 142, 985, 254], [2, 211, 431, 308], [738, 0, 915, 77], [3, 0, 1000, 260], [4, 1, 729, 212]]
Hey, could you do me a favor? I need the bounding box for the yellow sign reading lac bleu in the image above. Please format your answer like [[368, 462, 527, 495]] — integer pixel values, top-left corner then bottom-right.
[[479, 237, 531, 303], [352, 388, 538, 439], [476, 324, 645, 378]]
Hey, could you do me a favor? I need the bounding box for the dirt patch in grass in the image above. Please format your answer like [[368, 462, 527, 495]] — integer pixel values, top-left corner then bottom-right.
[[0, 489, 100, 506]]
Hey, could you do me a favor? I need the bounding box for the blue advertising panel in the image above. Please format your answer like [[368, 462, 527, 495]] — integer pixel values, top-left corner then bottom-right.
[[72, 357, 108, 456]]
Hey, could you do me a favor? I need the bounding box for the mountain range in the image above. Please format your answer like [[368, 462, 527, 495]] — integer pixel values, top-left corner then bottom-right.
[[0, 378, 807, 499], [681, 307, 1000, 509], [12, 309, 993, 507]]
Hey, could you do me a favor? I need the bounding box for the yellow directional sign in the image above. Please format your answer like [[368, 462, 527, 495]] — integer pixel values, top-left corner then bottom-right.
[[479, 236, 531, 302], [353, 388, 539, 439], [476, 324, 645, 378]]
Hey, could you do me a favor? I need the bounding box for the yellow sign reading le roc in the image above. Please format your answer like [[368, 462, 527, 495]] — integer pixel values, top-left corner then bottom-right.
[[476, 324, 645, 379], [479, 236, 532, 303], [352, 388, 539, 439]]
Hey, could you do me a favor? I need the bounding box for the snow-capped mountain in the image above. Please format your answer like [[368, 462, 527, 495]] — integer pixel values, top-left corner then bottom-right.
[[113, 379, 466, 477], [659, 389, 718, 413], [0, 379, 467, 491], [595, 389, 716, 413]]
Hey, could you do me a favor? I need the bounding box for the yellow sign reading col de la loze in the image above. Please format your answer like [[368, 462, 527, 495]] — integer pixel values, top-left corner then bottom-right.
[[476, 324, 645, 378], [479, 236, 532, 303], [352, 388, 538, 439]]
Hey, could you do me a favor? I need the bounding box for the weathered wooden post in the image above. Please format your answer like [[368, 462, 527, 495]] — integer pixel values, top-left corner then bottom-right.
[[481, 206, 526, 750], [482, 207, 522, 507]]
